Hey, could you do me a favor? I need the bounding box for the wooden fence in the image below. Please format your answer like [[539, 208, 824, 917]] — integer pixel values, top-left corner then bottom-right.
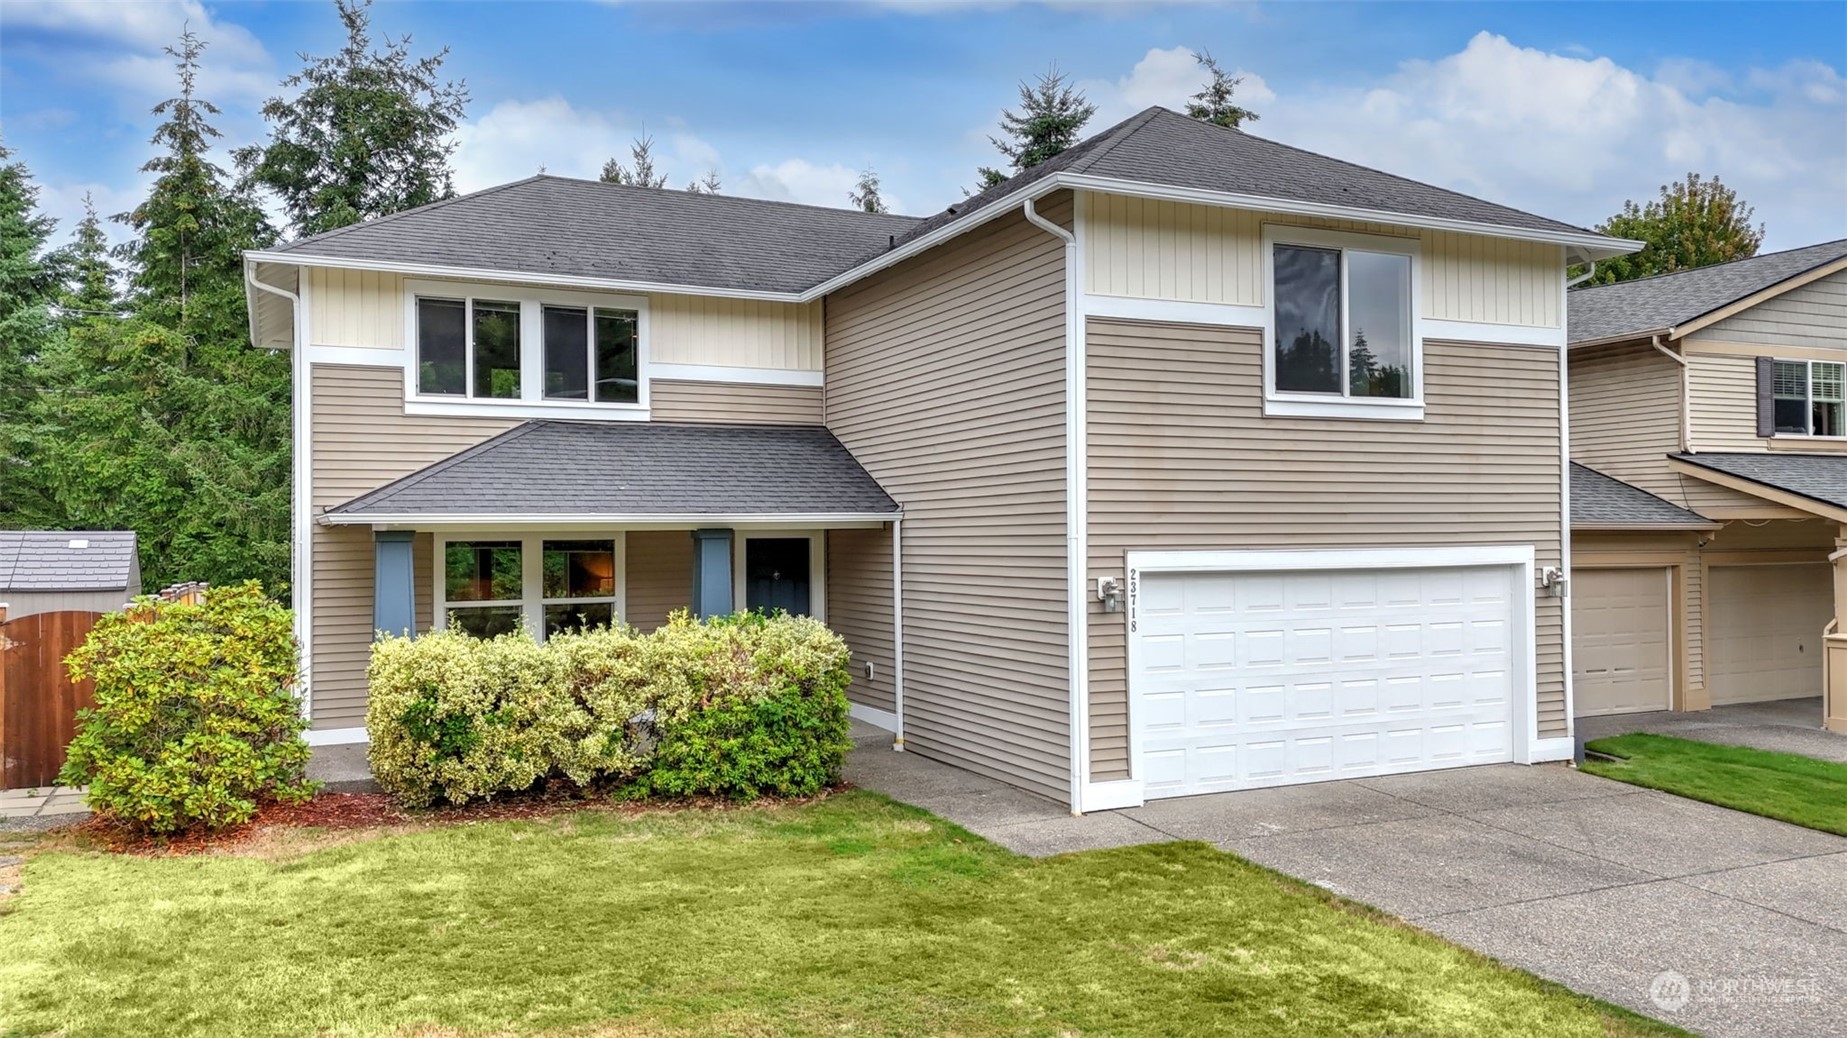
[[0, 609, 102, 790]]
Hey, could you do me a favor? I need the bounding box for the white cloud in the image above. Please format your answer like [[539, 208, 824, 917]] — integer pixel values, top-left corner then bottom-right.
[[35, 179, 150, 250], [1238, 32, 1846, 249], [1082, 45, 1273, 130], [734, 158, 905, 213], [0, 0, 276, 105]]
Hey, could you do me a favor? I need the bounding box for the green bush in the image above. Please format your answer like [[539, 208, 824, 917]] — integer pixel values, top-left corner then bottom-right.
[[366, 611, 853, 806], [58, 582, 314, 834]]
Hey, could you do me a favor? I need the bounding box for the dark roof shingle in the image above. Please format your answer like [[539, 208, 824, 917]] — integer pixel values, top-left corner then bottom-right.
[[1569, 464, 1714, 528], [1671, 452, 1847, 513], [0, 531, 139, 592], [1568, 239, 1847, 345], [326, 421, 899, 519]]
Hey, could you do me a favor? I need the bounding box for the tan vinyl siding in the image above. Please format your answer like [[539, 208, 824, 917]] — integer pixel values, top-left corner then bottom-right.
[[651, 296, 824, 370], [308, 364, 520, 729], [649, 379, 823, 425], [1572, 529, 1706, 702], [825, 203, 1071, 802], [623, 531, 692, 632], [1688, 353, 1768, 452], [1085, 319, 1567, 777], [826, 526, 896, 715], [309, 268, 405, 349], [1687, 270, 1847, 350], [1081, 192, 1562, 327]]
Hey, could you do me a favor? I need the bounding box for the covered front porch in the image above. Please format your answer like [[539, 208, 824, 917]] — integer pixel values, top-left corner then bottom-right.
[[311, 420, 904, 738]]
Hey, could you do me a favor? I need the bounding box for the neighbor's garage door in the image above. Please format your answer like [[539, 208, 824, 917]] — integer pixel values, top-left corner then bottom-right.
[[1572, 568, 1672, 716], [1132, 563, 1519, 799], [1709, 563, 1833, 705]]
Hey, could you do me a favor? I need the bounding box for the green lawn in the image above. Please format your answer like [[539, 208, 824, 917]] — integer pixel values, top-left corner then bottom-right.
[[1583, 732, 1847, 835], [0, 792, 1682, 1038]]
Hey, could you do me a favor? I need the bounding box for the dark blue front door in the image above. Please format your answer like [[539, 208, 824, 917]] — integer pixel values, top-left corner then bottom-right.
[[745, 538, 811, 616]]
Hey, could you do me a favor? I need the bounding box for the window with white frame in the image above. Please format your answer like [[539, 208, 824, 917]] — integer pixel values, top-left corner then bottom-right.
[[410, 282, 645, 411], [1268, 230, 1419, 409], [1774, 360, 1845, 437], [439, 537, 620, 639]]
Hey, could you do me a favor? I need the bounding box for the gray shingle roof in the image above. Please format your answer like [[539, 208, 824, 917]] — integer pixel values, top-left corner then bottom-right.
[[325, 421, 899, 519], [0, 531, 139, 592], [1569, 464, 1715, 528], [274, 175, 922, 296], [1568, 239, 1847, 345], [896, 107, 1604, 251], [1671, 452, 1847, 513]]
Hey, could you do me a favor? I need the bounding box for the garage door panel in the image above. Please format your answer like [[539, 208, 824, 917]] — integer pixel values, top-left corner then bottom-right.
[[1134, 564, 1521, 798], [1571, 568, 1672, 717], [1709, 564, 1831, 705]]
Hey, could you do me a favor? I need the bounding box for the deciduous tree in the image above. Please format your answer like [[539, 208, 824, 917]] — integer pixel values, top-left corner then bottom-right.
[[1585, 173, 1766, 285]]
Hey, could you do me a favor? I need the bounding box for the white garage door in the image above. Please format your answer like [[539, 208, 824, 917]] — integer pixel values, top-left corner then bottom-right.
[[1132, 562, 1521, 799], [1709, 564, 1832, 705], [1572, 568, 1673, 716]]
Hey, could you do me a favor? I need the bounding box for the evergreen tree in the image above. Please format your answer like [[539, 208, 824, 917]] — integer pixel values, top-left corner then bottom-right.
[[977, 65, 1096, 190], [849, 167, 888, 214], [1585, 173, 1766, 286], [236, 0, 467, 235], [0, 144, 65, 526], [600, 134, 669, 188], [685, 169, 722, 195], [60, 193, 119, 320], [1185, 51, 1260, 129]]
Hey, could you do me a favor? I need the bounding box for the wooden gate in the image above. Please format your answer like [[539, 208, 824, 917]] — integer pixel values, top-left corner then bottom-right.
[[0, 611, 102, 790]]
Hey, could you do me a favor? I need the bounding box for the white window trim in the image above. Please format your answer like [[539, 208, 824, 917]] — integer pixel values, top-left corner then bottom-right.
[[432, 532, 629, 639], [731, 529, 827, 622], [1261, 225, 1425, 421], [404, 279, 651, 419], [1772, 358, 1846, 438]]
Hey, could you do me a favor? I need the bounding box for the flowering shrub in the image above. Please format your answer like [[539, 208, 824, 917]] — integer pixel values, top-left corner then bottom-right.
[[366, 611, 853, 807], [59, 582, 314, 834]]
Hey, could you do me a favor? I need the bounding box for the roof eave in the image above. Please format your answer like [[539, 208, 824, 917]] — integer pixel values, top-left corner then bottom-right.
[[319, 511, 902, 528], [1666, 456, 1847, 524], [242, 249, 813, 304], [1570, 520, 1722, 532], [1567, 329, 1671, 350]]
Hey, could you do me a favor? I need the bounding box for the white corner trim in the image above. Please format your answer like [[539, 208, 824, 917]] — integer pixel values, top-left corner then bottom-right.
[[1528, 737, 1576, 763], [849, 702, 899, 733], [651, 363, 823, 387], [1079, 779, 1144, 813], [305, 726, 369, 747], [1082, 294, 1267, 329], [1263, 396, 1426, 421], [1424, 319, 1565, 348]]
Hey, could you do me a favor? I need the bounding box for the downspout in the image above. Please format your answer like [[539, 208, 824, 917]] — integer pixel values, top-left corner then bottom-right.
[[244, 261, 312, 721], [1021, 195, 1087, 814], [891, 516, 905, 752], [1650, 334, 1692, 453]]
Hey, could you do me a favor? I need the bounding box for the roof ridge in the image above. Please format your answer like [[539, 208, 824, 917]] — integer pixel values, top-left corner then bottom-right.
[[325, 421, 550, 514], [277, 177, 546, 252], [1066, 106, 1169, 174], [1569, 238, 1847, 295], [533, 173, 924, 223]]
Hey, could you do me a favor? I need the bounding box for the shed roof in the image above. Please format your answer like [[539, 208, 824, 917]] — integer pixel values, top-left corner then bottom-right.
[[0, 531, 139, 592]]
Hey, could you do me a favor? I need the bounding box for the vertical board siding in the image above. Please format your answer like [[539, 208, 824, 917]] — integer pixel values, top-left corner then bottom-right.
[[1688, 271, 1847, 349], [624, 531, 693, 632], [1082, 192, 1562, 328], [1084, 319, 1567, 778], [826, 526, 897, 714], [650, 296, 824, 370], [825, 204, 1072, 802], [309, 268, 406, 349], [649, 380, 824, 425], [308, 364, 522, 729]]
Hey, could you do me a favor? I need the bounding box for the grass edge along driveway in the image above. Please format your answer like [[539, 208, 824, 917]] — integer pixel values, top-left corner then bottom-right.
[[1583, 732, 1847, 836], [0, 791, 1686, 1038]]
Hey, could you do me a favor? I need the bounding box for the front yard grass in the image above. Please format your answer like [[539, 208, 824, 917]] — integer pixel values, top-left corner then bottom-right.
[[1583, 732, 1847, 835], [0, 792, 1682, 1038]]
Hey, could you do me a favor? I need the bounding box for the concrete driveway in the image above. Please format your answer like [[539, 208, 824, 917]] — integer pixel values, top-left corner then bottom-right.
[[847, 737, 1847, 1038], [1577, 697, 1847, 764]]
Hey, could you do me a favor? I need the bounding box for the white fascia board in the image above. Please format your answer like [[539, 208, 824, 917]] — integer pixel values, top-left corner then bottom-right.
[[1055, 174, 1643, 259], [1128, 544, 1537, 574], [320, 512, 900, 528], [243, 250, 808, 304]]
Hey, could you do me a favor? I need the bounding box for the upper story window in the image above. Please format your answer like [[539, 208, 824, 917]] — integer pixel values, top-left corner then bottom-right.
[[407, 280, 647, 417], [1774, 360, 1844, 437], [1265, 227, 1422, 421]]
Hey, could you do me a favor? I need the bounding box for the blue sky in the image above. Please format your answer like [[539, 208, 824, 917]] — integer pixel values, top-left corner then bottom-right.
[[3, 1, 1844, 251]]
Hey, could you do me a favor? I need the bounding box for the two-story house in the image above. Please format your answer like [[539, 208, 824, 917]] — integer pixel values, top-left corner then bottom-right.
[[1567, 240, 1847, 735], [244, 107, 1638, 812]]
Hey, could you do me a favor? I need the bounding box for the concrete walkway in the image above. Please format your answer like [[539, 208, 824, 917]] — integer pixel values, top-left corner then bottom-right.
[[1577, 697, 1847, 763], [0, 786, 89, 832], [846, 738, 1847, 1038]]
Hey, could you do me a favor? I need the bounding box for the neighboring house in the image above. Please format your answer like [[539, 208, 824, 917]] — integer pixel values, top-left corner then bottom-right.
[[0, 531, 141, 619], [1567, 240, 1847, 735], [243, 106, 1636, 811]]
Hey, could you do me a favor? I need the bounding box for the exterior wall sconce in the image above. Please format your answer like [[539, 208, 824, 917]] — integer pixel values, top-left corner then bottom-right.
[[1096, 575, 1125, 612], [1539, 566, 1569, 599]]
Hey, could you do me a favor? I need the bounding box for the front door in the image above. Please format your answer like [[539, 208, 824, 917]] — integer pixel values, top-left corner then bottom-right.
[[745, 538, 811, 616]]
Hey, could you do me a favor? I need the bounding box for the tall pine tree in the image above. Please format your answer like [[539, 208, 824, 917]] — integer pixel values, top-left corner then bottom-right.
[[237, 0, 468, 235], [1185, 51, 1260, 129], [60, 194, 119, 320], [0, 144, 66, 526], [600, 134, 669, 188], [977, 65, 1096, 190]]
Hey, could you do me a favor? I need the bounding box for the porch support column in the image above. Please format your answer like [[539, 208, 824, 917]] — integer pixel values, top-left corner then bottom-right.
[[690, 529, 735, 620], [1827, 526, 1847, 733], [373, 530, 417, 640]]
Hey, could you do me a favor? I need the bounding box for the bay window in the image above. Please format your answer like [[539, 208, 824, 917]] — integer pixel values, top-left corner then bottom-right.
[[1266, 227, 1421, 419], [1774, 360, 1845, 437]]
